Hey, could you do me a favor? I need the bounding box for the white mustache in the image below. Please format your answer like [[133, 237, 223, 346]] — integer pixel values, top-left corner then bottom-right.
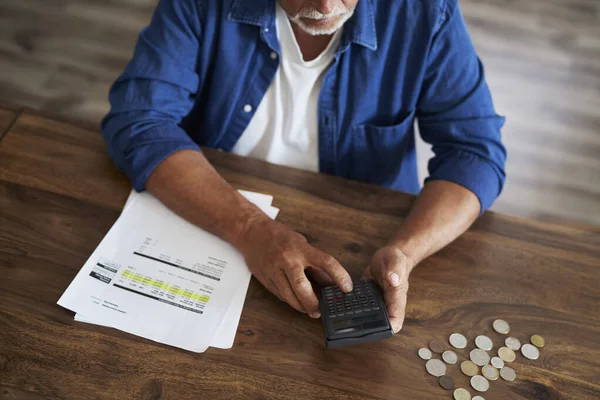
[[294, 5, 349, 20]]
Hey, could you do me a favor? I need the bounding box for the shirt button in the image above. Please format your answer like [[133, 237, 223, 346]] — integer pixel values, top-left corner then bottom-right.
[[243, 104, 253, 113], [264, 28, 269, 32], [270, 52, 277, 60]]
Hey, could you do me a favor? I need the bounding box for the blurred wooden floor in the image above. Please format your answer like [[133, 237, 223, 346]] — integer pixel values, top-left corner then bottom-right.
[[0, 0, 599, 226]]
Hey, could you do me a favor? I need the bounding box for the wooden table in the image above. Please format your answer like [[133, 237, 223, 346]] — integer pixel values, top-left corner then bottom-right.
[[0, 107, 599, 400]]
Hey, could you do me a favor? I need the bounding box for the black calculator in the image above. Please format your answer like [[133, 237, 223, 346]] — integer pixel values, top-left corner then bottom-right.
[[320, 279, 393, 348]]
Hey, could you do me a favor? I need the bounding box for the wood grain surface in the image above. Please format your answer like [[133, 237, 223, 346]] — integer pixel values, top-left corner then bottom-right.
[[0, 109, 599, 399], [0, 0, 599, 226], [0, 107, 21, 142]]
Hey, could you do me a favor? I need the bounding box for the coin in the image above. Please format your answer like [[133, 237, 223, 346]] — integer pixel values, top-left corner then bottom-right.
[[521, 343, 540, 360], [531, 334, 545, 348], [491, 357, 504, 369], [450, 333, 468, 349], [475, 335, 493, 351], [443, 350, 458, 365], [439, 375, 455, 390], [470, 349, 490, 367], [430, 339, 445, 354], [500, 366, 516, 382], [482, 365, 499, 381], [471, 375, 489, 392], [505, 337, 521, 351], [426, 359, 447, 377], [418, 348, 432, 360], [493, 319, 510, 334], [453, 388, 472, 400], [472, 397, 485, 400], [498, 347, 516, 363], [461, 361, 479, 377]]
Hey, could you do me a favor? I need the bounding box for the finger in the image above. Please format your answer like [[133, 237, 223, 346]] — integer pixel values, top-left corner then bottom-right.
[[362, 265, 374, 281], [384, 285, 408, 333], [272, 272, 306, 314], [310, 250, 353, 293], [306, 267, 335, 286], [284, 266, 321, 318]]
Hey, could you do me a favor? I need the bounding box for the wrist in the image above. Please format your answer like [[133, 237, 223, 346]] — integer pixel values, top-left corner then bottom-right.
[[229, 209, 272, 255]]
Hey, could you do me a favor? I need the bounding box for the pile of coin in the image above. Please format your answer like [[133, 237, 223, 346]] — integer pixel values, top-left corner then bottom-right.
[[418, 319, 546, 399]]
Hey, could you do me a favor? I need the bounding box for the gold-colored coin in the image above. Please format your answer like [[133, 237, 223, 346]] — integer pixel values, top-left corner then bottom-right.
[[498, 346, 516, 363], [531, 334, 545, 348], [453, 388, 472, 400], [482, 365, 499, 381], [461, 360, 479, 377]]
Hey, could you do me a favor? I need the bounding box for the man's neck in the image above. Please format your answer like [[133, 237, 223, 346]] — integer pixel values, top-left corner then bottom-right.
[[290, 22, 335, 62]]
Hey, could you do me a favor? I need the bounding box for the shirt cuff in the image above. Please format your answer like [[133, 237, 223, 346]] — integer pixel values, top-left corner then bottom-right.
[[425, 150, 505, 214], [124, 138, 202, 192]]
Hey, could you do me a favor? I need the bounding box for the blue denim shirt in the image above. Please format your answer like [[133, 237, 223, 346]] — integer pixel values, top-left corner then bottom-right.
[[102, 0, 506, 212]]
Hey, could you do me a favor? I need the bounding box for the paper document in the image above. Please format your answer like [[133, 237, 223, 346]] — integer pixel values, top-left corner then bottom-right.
[[59, 189, 278, 351]]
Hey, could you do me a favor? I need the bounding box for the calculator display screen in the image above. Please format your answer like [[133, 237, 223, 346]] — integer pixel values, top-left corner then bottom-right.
[[333, 315, 373, 329]]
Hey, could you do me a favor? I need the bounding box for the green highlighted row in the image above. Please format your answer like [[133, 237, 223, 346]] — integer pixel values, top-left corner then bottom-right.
[[120, 270, 209, 302]]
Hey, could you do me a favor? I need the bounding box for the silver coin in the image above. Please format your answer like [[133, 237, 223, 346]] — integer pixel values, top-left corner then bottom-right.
[[419, 348, 432, 360], [521, 343, 540, 360], [443, 350, 458, 365], [426, 359, 447, 377], [491, 356, 504, 369], [473, 397, 485, 400], [470, 375, 490, 392], [493, 319, 510, 334], [449, 333, 468, 349], [505, 337, 521, 351], [470, 348, 490, 367], [475, 335, 493, 351], [500, 366, 516, 382]]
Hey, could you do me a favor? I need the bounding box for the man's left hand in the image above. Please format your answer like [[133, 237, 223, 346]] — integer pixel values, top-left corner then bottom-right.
[[363, 246, 413, 333]]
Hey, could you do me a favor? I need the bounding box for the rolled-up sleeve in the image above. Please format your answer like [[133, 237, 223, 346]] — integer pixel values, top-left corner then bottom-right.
[[417, 0, 507, 213], [101, 0, 203, 191]]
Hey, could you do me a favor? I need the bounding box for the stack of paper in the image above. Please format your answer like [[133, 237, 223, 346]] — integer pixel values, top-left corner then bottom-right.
[[58, 190, 279, 352]]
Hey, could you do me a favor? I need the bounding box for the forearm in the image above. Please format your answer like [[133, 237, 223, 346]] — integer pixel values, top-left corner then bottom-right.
[[146, 149, 352, 316], [387, 180, 481, 270], [145, 149, 270, 250]]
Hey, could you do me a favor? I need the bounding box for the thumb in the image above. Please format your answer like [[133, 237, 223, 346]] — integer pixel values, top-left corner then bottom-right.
[[386, 268, 401, 288], [366, 262, 401, 291], [379, 256, 406, 290]]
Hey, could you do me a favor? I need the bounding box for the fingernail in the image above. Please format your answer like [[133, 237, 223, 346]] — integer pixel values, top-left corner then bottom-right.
[[389, 273, 400, 287], [310, 312, 321, 319], [343, 282, 353, 292]]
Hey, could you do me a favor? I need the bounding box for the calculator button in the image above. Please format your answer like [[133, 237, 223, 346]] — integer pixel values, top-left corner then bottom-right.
[[355, 309, 363, 314]]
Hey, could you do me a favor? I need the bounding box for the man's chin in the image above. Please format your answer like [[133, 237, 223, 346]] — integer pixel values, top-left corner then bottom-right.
[[295, 14, 351, 36]]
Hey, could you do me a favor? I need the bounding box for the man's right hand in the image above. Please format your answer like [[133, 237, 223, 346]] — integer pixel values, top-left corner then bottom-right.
[[237, 217, 353, 318], [145, 151, 352, 317]]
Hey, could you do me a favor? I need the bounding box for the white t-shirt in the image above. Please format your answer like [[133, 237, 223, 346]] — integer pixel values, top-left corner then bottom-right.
[[231, 5, 341, 172]]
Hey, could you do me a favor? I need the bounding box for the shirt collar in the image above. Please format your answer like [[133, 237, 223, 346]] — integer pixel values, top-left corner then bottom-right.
[[227, 0, 378, 51]]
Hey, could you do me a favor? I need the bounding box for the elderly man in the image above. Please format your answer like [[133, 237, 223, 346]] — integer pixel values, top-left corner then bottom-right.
[[102, 0, 506, 333]]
